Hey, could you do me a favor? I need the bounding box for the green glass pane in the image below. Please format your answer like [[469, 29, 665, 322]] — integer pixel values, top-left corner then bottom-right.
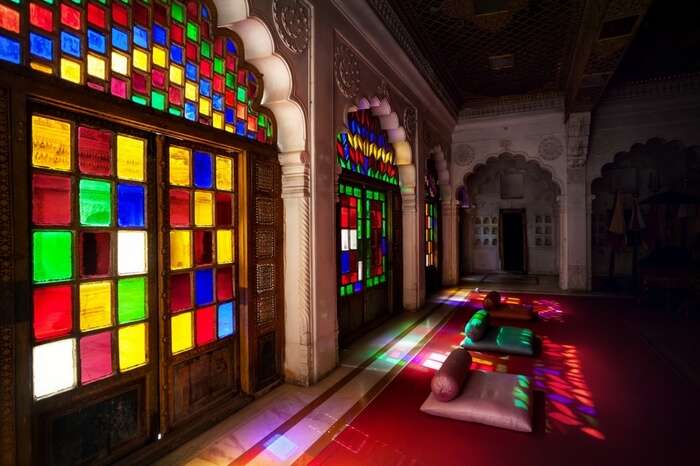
[[225, 72, 235, 88], [201, 41, 211, 59], [186, 22, 198, 41], [258, 114, 266, 127], [151, 91, 166, 110], [169, 107, 183, 116], [236, 86, 247, 103], [33, 231, 72, 283], [131, 95, 148, 106], [214, 58, 224, 75], [79, 179, 112, 226], [171, 2, 184, 22], [118, 277, 147, 324]]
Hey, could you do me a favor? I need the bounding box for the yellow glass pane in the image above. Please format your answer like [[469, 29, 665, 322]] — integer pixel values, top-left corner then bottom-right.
[[216, 156, 233, 191], [169, 146, 191, 186], [32, 115, 72, 171], [60, 58, 81, 84], [169, 65, 183, 85], [112, 51, 129, 75], [117, 134, 146, 182], [87, 54, 106, 80], [171, 312, 193, 355], [194, 191, 213, 227], [170, 230, 192, 270], [79, 281, 113, 332], [216, 229, 233, 264], [133, 48, 149, 72], [225, 125, 234, 134], [185, 81, 198, 101], [118, 323, 147, 371], [30, 62, 53, 74], [213, 112, 224, 129], [153, 46, 167, 68], [199, 97, 211, 116]]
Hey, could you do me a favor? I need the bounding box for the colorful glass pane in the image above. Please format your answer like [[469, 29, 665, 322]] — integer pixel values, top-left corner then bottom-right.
[[32, 174, 72, 226], [33, 338, 76, 399], [33, 285, 73, 341], [80, 331, 113, 384], [118, 323, 147, 371], [118, 277, 147, 324]]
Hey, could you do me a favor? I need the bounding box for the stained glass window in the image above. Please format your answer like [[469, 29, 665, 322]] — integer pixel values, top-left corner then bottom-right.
[[336, 109, 399, 186], [425, 159, 440, 268], [166, 144, 236, 356], [0, 0, 274, 144], [31, 113, 149, 400], [338, 184, 388, 296]]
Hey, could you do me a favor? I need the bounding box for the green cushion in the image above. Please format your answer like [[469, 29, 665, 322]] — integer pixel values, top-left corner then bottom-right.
[[464, 309, 490, 341], [461, 326, 535, 356]]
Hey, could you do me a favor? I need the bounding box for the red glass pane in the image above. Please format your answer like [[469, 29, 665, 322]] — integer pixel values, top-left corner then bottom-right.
[[340, 207, 348, 228], [215, 37, 224, 55], [169, 189, 190, 226], [133, 2, 149, 25], [200, 20, 210, 40], [152, 68, 166, 89], [194, 230, 213, 266], [87, 3, 106, 28], [170, 273, 192, 312], [87, 82, 105, 92], [111, 78, 128, 99], [195, 306, 216, 346], [237, 70, 246, 85], [257, 128, 265, 143], [29, 3, 53, 32], [169, 86, 183, 105], [60, 3, 81, 30], [200, 60, 212, 78], [171, 24, 183, 44], [225, 91, 235, 106], [78, 126, 112, 176], [213, 75, 224, 93], [227, 57, 237, 72], [80, 331, 113, 384], [349, 206, 357, 228], [0, 5, 21, 33], [186, 42, 197, 61], [215, 193, 232, 227], [154, 3, 167, 24], [32, 174, 71, 226], [33, 285, 73, 341], [187, 1, 198, 18], [112, 3, 128, 27], [216, 267, 233, 301], [133, 73, 147, 94], [80, 231, 111, 277]]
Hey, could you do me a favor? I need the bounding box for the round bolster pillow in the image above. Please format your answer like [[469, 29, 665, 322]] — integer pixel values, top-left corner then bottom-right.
[[464, 309, 490, 341], [483, 291, 502, 310], [430, 347, 472, 402]]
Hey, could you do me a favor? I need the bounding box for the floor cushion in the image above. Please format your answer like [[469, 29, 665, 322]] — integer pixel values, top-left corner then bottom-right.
[[460, 326, 535, 356], [431, 348, 472, 402], [489, 304, 535, 321], [420, 371, 533, 432]]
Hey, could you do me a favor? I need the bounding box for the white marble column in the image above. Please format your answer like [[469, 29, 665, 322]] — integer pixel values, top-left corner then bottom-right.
[[278, 151, 315, 385], [441, 187, 459, 286], [561, 167, 590, 290], [400, 165, 421, 310]]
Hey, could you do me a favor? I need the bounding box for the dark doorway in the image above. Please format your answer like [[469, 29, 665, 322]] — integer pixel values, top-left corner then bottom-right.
[[501, 209, 526, 272]]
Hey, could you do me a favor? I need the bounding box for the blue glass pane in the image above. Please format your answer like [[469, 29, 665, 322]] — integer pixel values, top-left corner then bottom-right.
[[354, 282, 363, 293], [153, 24, 167, 46], [0, 35, 20, 64], [201, 5, 210, 19], [193, 151, 213, 189], [224, 108, 234, 124], [185, 62, 197, 81], [133, 26, 149, 49], [236, 121, 246, 136], [60, 31, 81, 58], [340, 251, 350, 274], [184, 101, 197, 121], [195, 269, 214, 306], [226, 38, 237, 54], [213, 93, 224, 111], [199, 79, 211, 97], [217, 302, 234, 338], [170, 44, 183, 64], [112, 28, 129, 52], [30, 32, 53, 61], [87, 29, 106, 53], [117, 184, 145, 227]]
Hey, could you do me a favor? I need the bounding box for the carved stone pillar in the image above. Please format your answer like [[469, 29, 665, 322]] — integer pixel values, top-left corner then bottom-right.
[[278, 151, 314, 385], [441, 188, 459, 286], [400, 165, 421, 310]]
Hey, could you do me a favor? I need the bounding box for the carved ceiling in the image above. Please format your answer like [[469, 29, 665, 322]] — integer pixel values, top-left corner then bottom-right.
[[369, 0, 653, 116]]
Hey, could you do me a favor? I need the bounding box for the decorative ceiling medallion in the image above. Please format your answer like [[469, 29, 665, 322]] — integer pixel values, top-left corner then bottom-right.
[[454, 144, 475, 167], [403, 106, 417, 143], [334, 42, 360, 99], [539, 136, 563, 161], [441, 0, 529, 32], [272, 0, 310, 54]]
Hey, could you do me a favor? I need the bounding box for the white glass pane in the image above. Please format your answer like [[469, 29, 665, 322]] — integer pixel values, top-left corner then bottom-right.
[[118, 231, 147, 275], [358, 261, 363, 281], [341, 229, 349, 251], [350, 229, 357, 250], [33, 338, 77, 399]]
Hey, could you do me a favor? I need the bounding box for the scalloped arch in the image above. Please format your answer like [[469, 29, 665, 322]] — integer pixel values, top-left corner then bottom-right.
[[214, 0, 307, 153], [464, 152, 562, 195]]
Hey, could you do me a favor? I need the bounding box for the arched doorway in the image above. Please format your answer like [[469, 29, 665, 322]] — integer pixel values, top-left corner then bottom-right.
[[461, 153, 561, 278]]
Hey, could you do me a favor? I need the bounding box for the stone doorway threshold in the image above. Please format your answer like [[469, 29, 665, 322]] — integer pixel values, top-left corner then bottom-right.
[[462, 273, 560, 293]]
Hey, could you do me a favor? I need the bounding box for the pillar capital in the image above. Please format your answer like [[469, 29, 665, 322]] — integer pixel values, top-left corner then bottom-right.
[[279, 151, 310, 199]]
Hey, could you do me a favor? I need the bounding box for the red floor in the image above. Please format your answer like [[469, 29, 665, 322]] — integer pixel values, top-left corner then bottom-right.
[[310, 293, 700, 466]]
